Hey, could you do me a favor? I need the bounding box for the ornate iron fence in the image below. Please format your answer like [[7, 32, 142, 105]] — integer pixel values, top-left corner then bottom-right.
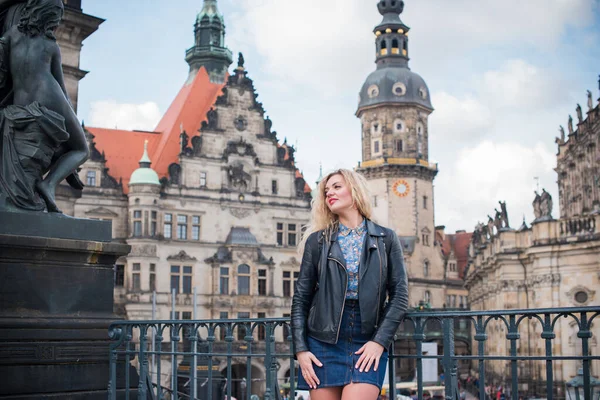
[[108, 306, 600, 400]]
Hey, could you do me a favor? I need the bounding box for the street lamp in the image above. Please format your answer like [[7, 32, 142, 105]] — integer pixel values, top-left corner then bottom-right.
[[565, 368, 600, 400]]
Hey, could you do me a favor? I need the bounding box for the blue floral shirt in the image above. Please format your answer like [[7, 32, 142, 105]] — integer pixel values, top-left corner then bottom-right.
[[337, 219, 367, 300]]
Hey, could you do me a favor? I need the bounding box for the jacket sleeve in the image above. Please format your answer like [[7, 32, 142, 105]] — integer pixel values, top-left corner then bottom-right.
[[291, 232, 319, 354], [372, 229, 409, 349]]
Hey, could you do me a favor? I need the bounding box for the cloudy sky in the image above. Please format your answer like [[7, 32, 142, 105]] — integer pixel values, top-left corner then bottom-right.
[[78, 0, 600, 233]]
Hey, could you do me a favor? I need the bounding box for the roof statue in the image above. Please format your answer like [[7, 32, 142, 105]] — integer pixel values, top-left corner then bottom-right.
[[568, 115, 574, 134], [533, 189, 553, 222], [237, 52, 245, 69], [0, 0, 89, 213], [576, 104, 583, 123], [588, 90, 593, 111]]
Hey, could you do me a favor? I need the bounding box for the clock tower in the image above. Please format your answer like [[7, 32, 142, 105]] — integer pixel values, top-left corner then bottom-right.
[[356, 0, 444, 307]]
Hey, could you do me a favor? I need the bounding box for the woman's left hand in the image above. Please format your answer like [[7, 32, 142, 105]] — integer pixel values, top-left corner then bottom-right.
[[355, 341, 385, 372]]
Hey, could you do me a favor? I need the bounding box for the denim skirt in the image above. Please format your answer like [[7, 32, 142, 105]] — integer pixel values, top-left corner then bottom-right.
[[297, 299, 388, 390]]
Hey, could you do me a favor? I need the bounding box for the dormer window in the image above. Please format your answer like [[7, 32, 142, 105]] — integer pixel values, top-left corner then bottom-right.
[[86, 170, 97, 187]]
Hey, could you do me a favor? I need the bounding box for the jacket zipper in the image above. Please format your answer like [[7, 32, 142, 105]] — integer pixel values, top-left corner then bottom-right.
[[375, 239, 383, 328], [329, 257, 348, 343]]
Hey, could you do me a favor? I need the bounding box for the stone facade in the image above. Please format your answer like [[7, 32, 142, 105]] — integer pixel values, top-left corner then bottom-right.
[[465, 86, 600, 397], [556, 91, 600, 218]]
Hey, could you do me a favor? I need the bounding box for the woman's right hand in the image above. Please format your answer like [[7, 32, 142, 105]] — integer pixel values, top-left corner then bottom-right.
[[296, 351, 322, 389]]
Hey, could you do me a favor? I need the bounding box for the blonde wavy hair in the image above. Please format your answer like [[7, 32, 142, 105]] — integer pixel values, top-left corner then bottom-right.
[[298, 169, 372, 254]]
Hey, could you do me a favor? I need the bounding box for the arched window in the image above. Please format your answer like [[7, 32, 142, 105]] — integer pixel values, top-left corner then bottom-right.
[[424, 290, 431, 304], [381, 40, 387, 51], [392, 39, 399, 49], [423, 260, 429, 277], [237, 264, 250, 295]]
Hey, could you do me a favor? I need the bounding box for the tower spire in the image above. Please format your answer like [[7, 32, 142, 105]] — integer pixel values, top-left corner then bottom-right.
[[374, 0, 410, 69], [185, 0, 232, 83]]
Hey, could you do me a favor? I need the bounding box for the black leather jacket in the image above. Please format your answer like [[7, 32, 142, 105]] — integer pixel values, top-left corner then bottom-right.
[[291, 220, 408, 353]]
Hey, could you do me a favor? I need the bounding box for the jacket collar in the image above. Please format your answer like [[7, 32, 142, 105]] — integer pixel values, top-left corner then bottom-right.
[[329, 219, 386, 242]]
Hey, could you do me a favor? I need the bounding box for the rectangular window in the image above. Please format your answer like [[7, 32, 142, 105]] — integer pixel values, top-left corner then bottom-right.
[[258, 269, 267, 296], [149, 263, 156, 292], [86, 170, 96, 186], [257, 312, 266, 340], [133, 210, 142, 237], [238, 265, 250, 295], [115, 264, 125, 287], [192, 216, 201, 241], [283, 271, 291, 297], [182, 266, 192, 294], [220, 267, 229, 295], [237, 312, 250, 340], [446, 295, 451, 308], [164, 213, 172, 239], [396, 140, 403, 152], [219, 311, 229, 340], [132, 263, 141, 291], [422, 234, 430, 246], [150, 211, 157, 237], [272, 180, 278, 195], [276, 223, 284, 246], [170, 265, 180, 293], [373, 195, 378, 207], [374, 140, 380, 153], [177, 215, 188, 240], [293, 271, 300, 294], [423, 196, 428, 209], [200, 172, 207, 187], [287, 224, 297, 247], [182, 311, 192, 320]]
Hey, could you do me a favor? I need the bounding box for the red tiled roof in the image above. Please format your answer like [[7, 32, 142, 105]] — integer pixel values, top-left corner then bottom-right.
[[439, 231, 472, 279], [87, 67, 225, 193], [86, 128, 161, 191], [152, 68, 225, 177]]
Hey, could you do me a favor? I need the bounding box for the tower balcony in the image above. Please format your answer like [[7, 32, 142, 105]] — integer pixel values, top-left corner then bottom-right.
[[359, 157, 438, 171]]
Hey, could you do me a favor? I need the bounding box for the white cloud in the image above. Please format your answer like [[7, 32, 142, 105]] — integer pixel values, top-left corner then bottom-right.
[[429, 91, 493, 146], [88, 100, 162, 131], [479, 60, 566, 109], [435, 140, 558, 232], [226, 0, 597, 94]]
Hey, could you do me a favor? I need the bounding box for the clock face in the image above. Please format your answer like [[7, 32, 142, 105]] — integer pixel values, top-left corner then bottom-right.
[[393, 179, 410, 197]]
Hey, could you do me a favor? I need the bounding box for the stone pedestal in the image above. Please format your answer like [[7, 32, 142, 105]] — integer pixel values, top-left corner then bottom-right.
[[0, 211, 137, 398]]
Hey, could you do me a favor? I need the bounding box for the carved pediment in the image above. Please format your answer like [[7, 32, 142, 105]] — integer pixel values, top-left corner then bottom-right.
[[85, 206, 118, 217], [167, 250, 197, 262]]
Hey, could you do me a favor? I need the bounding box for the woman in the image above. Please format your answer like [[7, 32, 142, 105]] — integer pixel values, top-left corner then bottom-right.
[[291, 169, 409, 400]]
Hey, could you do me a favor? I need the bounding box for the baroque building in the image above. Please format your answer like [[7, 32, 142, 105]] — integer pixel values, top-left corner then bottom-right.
[[464, 85, 600, 398], [56, 1, 311, 396], [355, 0, 470, 311]]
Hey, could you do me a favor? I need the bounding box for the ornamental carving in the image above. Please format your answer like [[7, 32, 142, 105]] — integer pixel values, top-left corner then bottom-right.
[[229, 207, 251, 219], [227, 163, 251, 192], [130, 244, 157, 257], [167, 250, 197, 262]]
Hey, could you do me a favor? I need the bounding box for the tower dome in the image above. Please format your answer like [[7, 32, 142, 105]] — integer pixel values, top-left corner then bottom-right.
[[129, 140, 160, 186], [357, 0, 433, 113]]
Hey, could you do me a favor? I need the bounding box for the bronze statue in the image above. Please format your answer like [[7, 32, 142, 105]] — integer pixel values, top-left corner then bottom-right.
[[0, 0, 88, 213]]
